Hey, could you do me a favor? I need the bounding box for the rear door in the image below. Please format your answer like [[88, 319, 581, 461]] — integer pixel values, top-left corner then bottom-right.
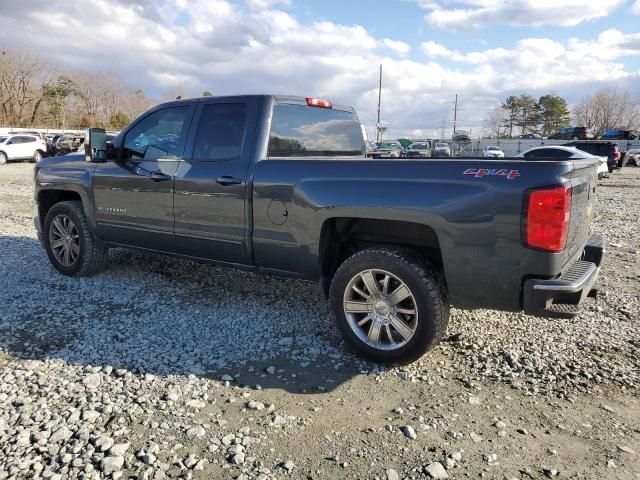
[[92, 103, 196, 251], [172, 97, 259, 264]]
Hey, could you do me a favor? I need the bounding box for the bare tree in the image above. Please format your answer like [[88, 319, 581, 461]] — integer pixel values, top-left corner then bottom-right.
[[574, 87, 640, 133], [484, 106, 509, 138], [0, 50, 55, 127]]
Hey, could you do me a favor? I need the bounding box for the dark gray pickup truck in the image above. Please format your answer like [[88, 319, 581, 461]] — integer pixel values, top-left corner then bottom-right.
[[33, 94, 605, 363]]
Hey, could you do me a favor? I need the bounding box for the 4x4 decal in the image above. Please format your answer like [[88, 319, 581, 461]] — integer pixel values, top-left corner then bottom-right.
[[464, 168, 520, 180]]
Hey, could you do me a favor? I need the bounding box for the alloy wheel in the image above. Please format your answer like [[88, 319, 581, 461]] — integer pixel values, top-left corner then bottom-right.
[[343, 269, 418, 351], [49, 214, 80, 267]]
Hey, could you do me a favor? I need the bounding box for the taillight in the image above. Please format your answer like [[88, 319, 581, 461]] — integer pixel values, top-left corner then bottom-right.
[[306, 97, 332, 109], [614, 151, 621, 159], [524, 185, 572, 252]]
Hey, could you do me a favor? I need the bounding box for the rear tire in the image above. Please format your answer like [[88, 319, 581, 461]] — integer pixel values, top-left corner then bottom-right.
[[31, 150, 43, 163], [329, 247, 449, 364], [44, 201, 108, 276], [0, 152, 7, 164]]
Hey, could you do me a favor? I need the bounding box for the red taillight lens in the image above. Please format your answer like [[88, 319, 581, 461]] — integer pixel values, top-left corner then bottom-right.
[[614, 151, 621, 159], [525, 185, 572, 252], [306, 97, 332, 109]]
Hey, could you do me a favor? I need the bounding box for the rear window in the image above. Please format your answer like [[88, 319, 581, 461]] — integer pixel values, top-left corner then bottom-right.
[[268, 104, 364, 157]]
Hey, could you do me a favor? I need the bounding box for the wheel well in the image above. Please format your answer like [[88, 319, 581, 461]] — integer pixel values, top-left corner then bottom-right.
[[38, 190, 82, 224], [320, 218, 444, 294]]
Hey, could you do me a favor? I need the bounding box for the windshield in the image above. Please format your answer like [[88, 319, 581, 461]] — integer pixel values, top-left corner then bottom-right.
[[0, 136, 7, 143], [411, 143, 429, 149], [487, 146, 500, 151], [380, 143, 398, 149], [435, 143, 448, 148]]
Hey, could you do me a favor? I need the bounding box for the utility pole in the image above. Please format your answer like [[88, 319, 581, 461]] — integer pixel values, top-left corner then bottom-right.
[[453, 94, 458, 135], [376, 64, 382, 143]]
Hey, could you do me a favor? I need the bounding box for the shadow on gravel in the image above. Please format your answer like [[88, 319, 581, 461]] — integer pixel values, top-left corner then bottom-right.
[[0, 235, 366, 393]]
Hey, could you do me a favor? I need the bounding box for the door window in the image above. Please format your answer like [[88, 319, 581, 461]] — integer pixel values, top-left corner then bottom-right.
[[123, 106, 191, 160], [192, 103, 247, 161]]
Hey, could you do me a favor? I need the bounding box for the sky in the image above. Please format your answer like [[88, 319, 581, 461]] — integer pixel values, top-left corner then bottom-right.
[[1, 0, 640, 139]]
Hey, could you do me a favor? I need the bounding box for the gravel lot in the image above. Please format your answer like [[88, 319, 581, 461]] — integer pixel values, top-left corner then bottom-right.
[[0, 163, 638, 479]]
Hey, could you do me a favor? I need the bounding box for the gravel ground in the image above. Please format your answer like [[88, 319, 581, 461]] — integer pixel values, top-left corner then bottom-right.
[[0, 163, 638, 479]]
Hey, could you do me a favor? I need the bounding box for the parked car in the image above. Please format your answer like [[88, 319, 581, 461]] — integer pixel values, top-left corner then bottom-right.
[[54, 135, 84, 156], [519, 133, 542, 139], [404, 141, 431, 158], [519, 146, 608, 179], [563, 141, 620, 173], [432, 142, 451, 157], [549, 127, 593, 140], [622, 149, 639, 167], [452, 130, 471, 143], [370, 141, 403, 158], [34, 94, 604, 364], [482, 146, 505, 158], [600, 129, 637, 140], [0, 133, 47, 164]]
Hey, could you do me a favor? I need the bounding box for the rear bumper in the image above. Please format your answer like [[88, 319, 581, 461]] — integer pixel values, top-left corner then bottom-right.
[[523, 234, 605, 318]]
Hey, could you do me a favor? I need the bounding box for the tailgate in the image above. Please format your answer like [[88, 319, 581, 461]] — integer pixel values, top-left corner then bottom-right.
[[562, 158, 598, 267]]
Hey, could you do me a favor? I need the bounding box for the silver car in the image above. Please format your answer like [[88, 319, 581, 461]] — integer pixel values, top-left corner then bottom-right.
[[432, 142, 451, 157]]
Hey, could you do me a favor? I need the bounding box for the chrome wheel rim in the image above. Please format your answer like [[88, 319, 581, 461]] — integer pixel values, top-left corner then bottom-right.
[[343, 269, 418, 351], [49, 214, 80, 267]]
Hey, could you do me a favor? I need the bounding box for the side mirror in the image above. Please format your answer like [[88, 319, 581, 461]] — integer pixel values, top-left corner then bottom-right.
[[84, 128, 107, 162]]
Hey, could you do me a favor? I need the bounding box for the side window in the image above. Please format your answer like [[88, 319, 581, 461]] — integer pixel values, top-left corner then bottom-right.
[[192, 103, 247, 161], [523, 149, 545, 158], [24, 137, 36, 143], [8, 137, 22, 144], [123, 106, 191, 160]]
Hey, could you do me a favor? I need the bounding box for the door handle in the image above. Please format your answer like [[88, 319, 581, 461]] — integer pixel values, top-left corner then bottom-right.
[[149, 172, 171, 182], [216, 176, 242, 186]]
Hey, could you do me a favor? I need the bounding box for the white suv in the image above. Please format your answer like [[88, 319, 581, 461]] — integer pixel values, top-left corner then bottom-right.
[[0, 134, 47, 164]]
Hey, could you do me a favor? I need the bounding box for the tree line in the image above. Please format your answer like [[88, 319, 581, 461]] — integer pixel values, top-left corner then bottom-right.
[[485, 88, 640, 138]]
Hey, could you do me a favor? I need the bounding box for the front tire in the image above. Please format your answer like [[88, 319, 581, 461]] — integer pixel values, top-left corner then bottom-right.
[[329, 247, 449, 364], [44, 201, 108, 276], [0, 152, 7, 164]]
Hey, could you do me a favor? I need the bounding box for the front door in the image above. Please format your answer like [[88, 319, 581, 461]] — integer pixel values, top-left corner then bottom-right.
[[92, 103, 195, 251], [173, 97, 258, 264]]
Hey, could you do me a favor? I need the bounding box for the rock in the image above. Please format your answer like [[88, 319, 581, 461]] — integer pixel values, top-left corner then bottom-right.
[[265, 366, 276, 375], [49, 426, 72, 444], [278, 337, 293, 346], [425, 462, 449, 479], [470, 432, 482, 443], [468, 396, 481, 405], [141, 453, 156, 465], [542, 467, 559, 478], [110, 443, 130, 456], [283, 460, 295, 471], [230, 453, 245, 465], [402, 425, 417, 440], [221, 434, 236, 446], [385, 468, 400, 480], [246, 400, 265, 411], [516, 428, 529, 435], [494, 420, 507, 429], [450, 451, 462, 462], [607, 459, 616, 468], [484, 453, 498, 464], [186, 399, 206, 409], [94, 435, 114, 452], [220, 374, 234, 382], [186, 425, 206, 439], [83, 373, 101, 389], [442, 457, 456, 469], [101, 456, 124, 475]]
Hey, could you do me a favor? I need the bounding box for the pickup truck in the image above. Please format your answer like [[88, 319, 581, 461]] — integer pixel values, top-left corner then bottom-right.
[[33, 94, 605, 364]]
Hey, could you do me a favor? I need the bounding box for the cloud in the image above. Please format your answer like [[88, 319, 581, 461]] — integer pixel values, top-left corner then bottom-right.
[[420, 0, 624, 31], [383, 39, 410, 55], [245, 0, 291, 10], [0, 0, 638, 138]]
